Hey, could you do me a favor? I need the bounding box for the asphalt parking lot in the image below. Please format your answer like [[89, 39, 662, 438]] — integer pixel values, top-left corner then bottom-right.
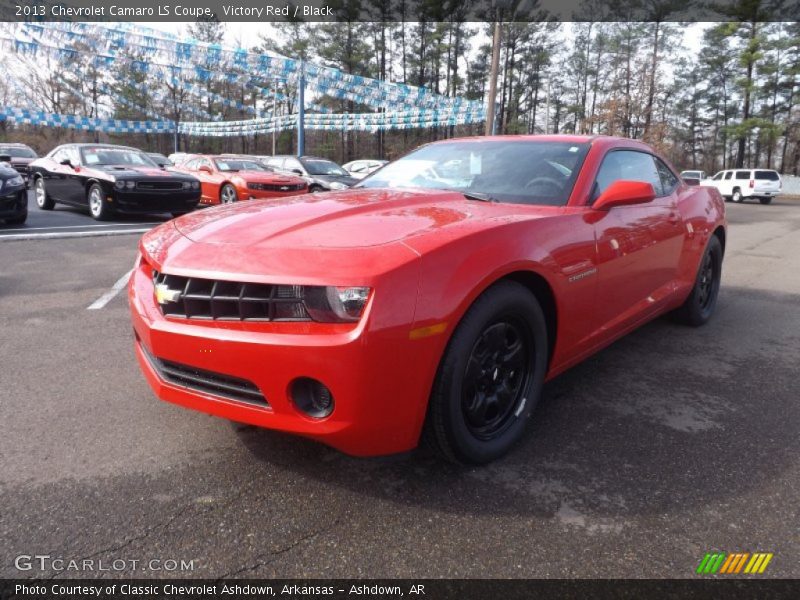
[[1, 192, 799, 579]]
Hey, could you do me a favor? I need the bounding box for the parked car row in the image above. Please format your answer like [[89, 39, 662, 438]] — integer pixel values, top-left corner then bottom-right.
[[2, 141, 384, 225]]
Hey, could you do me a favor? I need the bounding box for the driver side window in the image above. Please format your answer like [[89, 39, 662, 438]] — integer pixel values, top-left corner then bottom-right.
[[593, 150, 663, 202]]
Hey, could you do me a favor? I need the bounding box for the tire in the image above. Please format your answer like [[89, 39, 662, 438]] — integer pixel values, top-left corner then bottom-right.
[[34, 177, 55, 210], [759, 197, 772, 205], [220, 184, 238, 204], [673, 235, 723, 327], [87, 183, 113, 221], [731, 188, 742, 203], [424, 281, 548, 464]]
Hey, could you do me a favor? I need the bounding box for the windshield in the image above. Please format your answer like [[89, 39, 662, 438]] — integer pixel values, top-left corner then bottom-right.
[[80, 148, 157, 167], [358, 140, 590, 206], [301, 158, 348, 176], [214, 159, 268, 172], [0, 146, 37, 158]]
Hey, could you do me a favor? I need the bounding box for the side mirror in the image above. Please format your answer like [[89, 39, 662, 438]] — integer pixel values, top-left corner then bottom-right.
[[291, 169, 303, 175], [593, 180, 656, 210], [0, 154, 11, 163], [59, 159, 73, 168], [199, 165, 212, 174]]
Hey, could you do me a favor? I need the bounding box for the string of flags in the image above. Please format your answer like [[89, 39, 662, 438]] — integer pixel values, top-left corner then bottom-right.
[[0, 21, 487, 136]]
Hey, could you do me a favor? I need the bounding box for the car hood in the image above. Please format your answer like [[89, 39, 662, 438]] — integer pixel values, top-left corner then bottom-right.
[[173, 187, 542, 249], [230, 170, 306, 185], [95, 165, 195, 179]]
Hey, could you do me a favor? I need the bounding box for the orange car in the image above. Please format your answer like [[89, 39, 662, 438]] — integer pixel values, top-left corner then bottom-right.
[[177, 155, 307, 205]]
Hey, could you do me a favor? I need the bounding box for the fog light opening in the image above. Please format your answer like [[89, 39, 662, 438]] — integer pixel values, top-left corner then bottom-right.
[[291, 377, 334, 419]]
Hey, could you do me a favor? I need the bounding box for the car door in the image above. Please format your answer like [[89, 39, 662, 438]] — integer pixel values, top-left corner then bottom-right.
[[199, 158, 223, 203], [185, 158, 214, 203], [721, 171, 734, 197], [62, 146, 86, 205], [592, 149, 687, 333], [43, 148, 70, 200]]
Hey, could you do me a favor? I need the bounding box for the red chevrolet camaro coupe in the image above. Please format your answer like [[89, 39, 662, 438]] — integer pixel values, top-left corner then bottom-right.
[[129, 135, 726, 464], [176, 155, 307, 205]]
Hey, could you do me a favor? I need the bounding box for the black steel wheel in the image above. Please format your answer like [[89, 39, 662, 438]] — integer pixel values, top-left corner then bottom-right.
[[462, 318, 533, 441], [673, 235, 723, 327], [424, 280, 548, 464]]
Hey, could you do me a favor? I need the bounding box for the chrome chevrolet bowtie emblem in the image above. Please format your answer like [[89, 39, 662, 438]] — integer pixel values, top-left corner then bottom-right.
[[280, 186, 289, 191], [155, 283, 182, 304]]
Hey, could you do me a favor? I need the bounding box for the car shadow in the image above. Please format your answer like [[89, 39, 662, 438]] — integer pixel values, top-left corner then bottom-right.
[[232, 285, 800, 521]]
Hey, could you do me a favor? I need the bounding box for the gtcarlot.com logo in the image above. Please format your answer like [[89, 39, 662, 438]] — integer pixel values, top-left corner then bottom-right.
[[696, 552, 773, 575], [14, 554, 196, 573]]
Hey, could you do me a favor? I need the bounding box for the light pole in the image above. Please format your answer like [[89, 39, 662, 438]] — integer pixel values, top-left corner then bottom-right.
[[297, 60, 305, 157], [272, 78, 277, 155]]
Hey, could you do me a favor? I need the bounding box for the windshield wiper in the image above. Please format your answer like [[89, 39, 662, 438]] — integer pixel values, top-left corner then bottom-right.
[[461, 191, 499, 203]]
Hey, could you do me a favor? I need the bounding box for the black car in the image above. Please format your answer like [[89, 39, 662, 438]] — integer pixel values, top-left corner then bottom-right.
[[263, 155, 358, 192], [0, 143, 38, 186], [0, 155, 28, 225], [29, 144, 201, 220]]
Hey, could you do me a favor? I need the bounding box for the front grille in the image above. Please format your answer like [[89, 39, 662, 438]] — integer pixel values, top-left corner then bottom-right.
[[153, 271, 311, 322], [13, 165, 29, 176], [136, 181, 185, 191], [140, 343, 269, 407], [248, 182, 306, 192]]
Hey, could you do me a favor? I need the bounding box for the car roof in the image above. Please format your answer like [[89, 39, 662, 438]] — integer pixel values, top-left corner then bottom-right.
[[66, 143, 140, 151]]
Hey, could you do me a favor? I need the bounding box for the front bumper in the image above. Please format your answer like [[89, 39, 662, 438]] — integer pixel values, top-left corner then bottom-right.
[[128, 260, 436, 457], [246, 188, 308, 200], [113, 189, 200, 214], [0, 188, 27, 218]]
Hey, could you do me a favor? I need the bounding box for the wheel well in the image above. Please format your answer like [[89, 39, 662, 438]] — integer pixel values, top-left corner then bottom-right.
[[84, 179, 102, 195], [713, 226, 726, 256], [501, 271, 558, 365]]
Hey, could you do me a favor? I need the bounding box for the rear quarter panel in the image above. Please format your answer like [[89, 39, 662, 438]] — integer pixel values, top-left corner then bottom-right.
[[674, 184, 726, 299]]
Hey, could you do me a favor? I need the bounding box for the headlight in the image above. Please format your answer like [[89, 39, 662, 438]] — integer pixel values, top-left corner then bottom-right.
[[4, 175, 24, 188], [328, 181, 348, 190], [126, 181, 136, 189], [191, 181, 200, 189], [303, 286, 371, 322], [181, 181, 191, 189], [114, 180, 125, 189]]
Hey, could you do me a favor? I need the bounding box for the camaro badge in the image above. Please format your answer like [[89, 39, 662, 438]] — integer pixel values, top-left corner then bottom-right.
[[280, 186, 289, 191], [155, 283, 182, 304]]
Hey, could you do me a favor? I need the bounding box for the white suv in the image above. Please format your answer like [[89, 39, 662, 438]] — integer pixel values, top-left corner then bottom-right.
[[701, 169, 782, 204]]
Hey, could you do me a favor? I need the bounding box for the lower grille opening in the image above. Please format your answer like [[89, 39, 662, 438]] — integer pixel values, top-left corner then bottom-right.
[[140, 343, 269, 408]]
